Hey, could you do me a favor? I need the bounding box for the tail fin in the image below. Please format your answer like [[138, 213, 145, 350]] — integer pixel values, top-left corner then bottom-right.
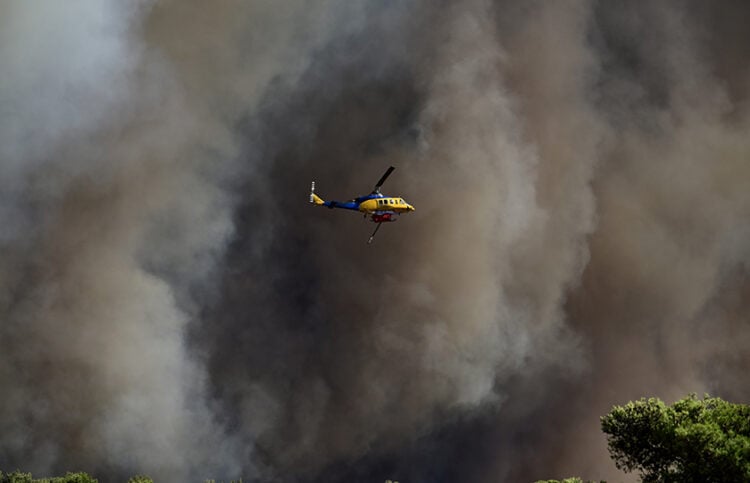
[[310, 181, 324, 205]]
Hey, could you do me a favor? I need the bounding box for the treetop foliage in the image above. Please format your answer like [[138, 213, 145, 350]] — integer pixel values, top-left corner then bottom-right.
[[601, 394, 750, 483], [0, 472, 97, 483], [126, 476, 154, 483]]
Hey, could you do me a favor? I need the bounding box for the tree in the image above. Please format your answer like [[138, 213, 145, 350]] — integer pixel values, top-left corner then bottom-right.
[[127, 477, 154, 483], [0, 472, 96, 483], [601, 394, 750, 482], [0, 472, 32, 483]]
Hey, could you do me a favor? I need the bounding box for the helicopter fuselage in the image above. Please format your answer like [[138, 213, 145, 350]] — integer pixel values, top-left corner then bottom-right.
[[357, 195, 414, 216], [316, 193, 414, 222]]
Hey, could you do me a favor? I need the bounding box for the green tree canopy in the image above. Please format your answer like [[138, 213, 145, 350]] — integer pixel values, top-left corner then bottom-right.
[[601, 394, 750, 482], [0, 472, 96, 483], [127, 476, 154, 483]]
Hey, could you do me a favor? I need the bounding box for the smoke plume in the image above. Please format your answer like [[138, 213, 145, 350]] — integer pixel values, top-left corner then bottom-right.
[[1, 1, 749, 482]]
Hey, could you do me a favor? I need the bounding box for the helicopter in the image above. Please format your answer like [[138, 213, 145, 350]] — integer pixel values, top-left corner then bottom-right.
[[310, 166, 415, 244]]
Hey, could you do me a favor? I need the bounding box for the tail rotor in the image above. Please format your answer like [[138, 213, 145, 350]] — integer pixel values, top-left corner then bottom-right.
[[310, 181, 325, 205]]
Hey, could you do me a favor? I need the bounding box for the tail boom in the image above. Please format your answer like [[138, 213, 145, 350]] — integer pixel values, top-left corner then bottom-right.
[[309, 182, 359, 210]]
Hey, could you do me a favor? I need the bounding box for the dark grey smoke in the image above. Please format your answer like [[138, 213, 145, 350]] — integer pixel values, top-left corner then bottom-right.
[[1, 1, 749, 482]]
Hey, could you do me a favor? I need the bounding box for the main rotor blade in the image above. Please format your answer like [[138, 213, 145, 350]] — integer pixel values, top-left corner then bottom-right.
[[372, 166, 395, 193]]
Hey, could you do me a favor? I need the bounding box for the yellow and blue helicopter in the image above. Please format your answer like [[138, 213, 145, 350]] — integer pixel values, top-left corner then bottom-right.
[[310, 166, 415, 243]]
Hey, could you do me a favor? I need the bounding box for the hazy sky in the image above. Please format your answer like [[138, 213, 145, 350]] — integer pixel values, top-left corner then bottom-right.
[[1, 1, 749, 482]]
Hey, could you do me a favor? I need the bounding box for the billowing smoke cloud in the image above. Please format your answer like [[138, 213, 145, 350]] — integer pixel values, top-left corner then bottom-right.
[[1, 1, 749, 482]]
